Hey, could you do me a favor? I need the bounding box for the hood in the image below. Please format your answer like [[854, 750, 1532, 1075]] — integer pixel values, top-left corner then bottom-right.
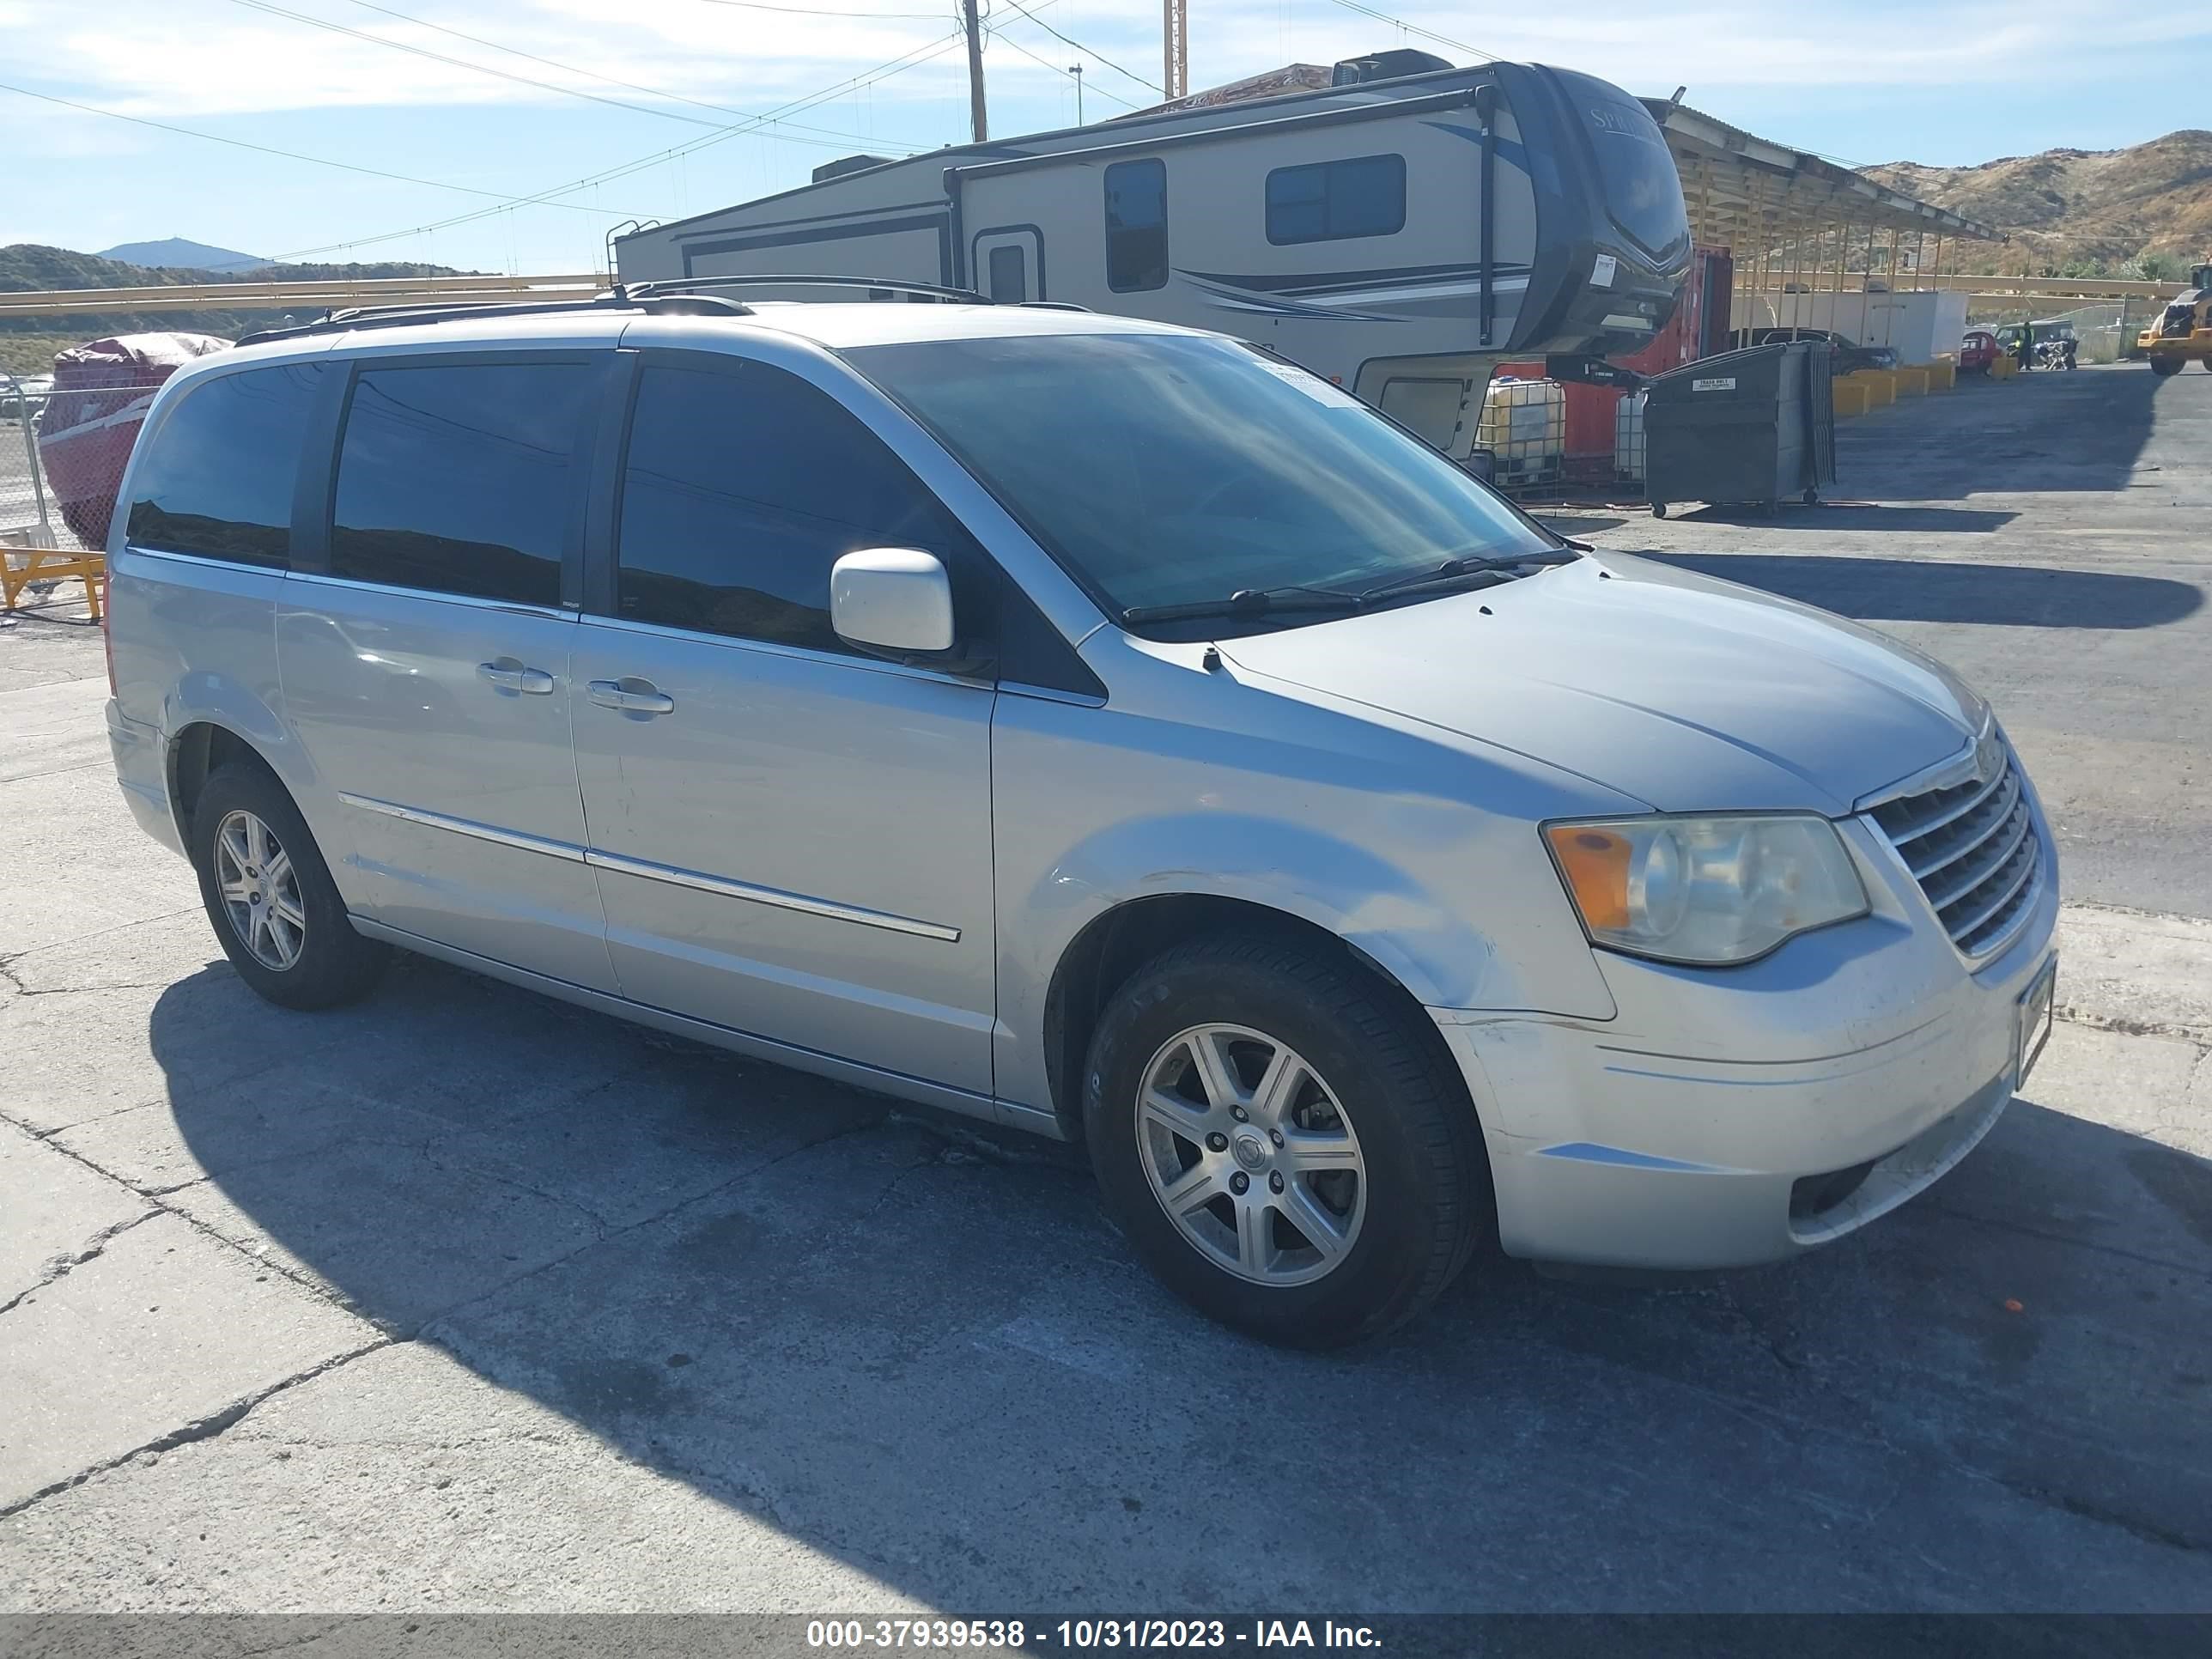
[[1219, 553, 1984, 815]]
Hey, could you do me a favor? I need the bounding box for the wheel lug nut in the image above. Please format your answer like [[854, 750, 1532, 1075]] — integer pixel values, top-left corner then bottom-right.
[[1269, 1171, 1284, 1194], [1230, 1172, 1249, 1195], [1231, 1106, 1248, 1121], [1269, 1128, 1284, 1146], [1206, 1132, 1229, 1152]]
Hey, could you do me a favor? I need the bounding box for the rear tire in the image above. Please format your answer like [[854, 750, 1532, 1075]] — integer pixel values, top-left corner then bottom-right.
[[1650, 501, 1668, 519], [191, 760, 389, 1011], [2151, 357, 2181, 376], [1083, 933, 1492, 1347]]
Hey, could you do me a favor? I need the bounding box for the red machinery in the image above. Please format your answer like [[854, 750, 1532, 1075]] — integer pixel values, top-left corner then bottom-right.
[[35, 333, 228, 547]]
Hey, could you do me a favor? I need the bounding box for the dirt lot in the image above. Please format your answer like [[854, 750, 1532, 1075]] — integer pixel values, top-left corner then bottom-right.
[[2, 362, 2208, 1617]]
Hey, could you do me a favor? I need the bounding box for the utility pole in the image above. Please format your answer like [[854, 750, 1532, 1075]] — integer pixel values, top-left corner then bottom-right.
[[1163, 0, 1188, 100], [962, 0, 988, 142], [1069, 63, 1084, 125]]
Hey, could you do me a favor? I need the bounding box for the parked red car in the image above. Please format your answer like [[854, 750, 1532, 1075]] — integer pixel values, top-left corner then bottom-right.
[[1958, 329, 2000, 374]]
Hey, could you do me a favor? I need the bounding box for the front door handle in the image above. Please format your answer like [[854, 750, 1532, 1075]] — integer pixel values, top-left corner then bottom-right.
[[587, 678, 676, 715], [478, 660, 556, 695]]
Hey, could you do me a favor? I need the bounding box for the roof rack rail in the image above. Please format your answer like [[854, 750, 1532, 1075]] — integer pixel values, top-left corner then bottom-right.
[[623, 274, 993, 305], [1019, 300, 1092, 312], [234, 290, 751, 349]]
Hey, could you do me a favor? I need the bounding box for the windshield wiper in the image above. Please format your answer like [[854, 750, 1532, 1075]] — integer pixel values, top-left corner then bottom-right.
[[1358, 547, 1578, 603], [1121, 585, 1369, 624]]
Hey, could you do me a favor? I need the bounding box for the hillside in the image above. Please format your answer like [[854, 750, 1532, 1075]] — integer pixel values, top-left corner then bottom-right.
[[0, 244, 475, 375], [1868, 130, 2212, 275], [96, 237, 268, 271]]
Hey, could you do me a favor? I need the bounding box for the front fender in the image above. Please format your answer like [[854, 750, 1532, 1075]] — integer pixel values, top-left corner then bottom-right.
[[1022, 809, 1509, 1014], [989, 675, 1623, 1121]]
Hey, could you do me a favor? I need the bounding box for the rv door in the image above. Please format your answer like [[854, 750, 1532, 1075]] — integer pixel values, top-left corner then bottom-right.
[[971, 227, 1044, 304]]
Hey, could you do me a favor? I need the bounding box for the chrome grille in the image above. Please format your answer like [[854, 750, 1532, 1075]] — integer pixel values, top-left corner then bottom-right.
[[1869, 746, 2042, 958]]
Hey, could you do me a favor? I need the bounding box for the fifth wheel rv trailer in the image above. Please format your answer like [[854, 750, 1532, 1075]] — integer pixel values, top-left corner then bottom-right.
[[612, 56, 1692, 459]]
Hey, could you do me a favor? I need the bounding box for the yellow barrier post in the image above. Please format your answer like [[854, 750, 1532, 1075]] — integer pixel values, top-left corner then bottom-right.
[[0, 547, 105, 620], [1893, 367, 1930, 398], [1850, 369, 1897, 406], [1832, 380, 1872, 417], [1925, 359, 1956, 391], [1990, 355, 2017, 380]]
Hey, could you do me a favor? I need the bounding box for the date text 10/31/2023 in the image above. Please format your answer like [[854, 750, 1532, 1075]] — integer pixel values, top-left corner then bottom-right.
[[805, 1620, 1384, 1650]]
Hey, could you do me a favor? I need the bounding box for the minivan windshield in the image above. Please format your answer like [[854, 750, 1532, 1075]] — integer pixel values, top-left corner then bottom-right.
[[847, 331, 1556, 629]]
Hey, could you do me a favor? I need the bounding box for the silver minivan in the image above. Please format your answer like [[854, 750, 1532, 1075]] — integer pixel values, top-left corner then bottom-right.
[[104, 292, 2058, 1346]]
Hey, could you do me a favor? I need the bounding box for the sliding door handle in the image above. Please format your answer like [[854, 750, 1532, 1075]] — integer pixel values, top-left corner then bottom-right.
[[587, 678, 676, 715], [478, 660, 556, 695]]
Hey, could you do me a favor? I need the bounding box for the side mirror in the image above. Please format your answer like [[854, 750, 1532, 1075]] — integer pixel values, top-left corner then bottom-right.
[[830, 547, 956, 658]]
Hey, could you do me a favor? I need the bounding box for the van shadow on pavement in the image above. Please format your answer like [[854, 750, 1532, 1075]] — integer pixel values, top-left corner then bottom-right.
[[146, 946, 2212, 1611], [1657, 505, 2016, 534], [1644, 551, 2203, 630]]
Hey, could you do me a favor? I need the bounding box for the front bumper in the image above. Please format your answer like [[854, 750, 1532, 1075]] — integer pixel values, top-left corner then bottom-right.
[[1432, 811, 2059, 1268]]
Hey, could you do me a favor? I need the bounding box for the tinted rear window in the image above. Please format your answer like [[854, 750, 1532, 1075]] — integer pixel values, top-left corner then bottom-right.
[[329, 362, 598, 606], [125, 362, 325, 566]]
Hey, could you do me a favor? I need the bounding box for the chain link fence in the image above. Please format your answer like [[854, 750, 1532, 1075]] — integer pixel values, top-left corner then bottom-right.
[[2, 368, 167, 554]]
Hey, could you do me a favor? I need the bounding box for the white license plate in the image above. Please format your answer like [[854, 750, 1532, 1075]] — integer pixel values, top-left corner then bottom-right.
[[2016, 959, 2057, 1086]]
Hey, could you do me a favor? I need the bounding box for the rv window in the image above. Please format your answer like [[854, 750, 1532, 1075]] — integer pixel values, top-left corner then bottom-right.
[[614, 361, 968, 655], [125, 362, 325, 567], [330, 362, 596, 606], [1104, 159, 1168, 293], [1265, 155, 1407, 245], [988, 244, 1028, 304]]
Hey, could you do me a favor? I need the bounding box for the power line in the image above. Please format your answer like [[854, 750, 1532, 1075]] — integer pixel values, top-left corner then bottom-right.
[[0, 77, 647, 217], [336, 0, 932, 149], [228, 0, 883, 148], [688, 0, 945, 15], [989, 28, 1141, 112], [270, 30, 968, 259], [1321, 0, 1493, 62], [993, 0, 1161, 93]]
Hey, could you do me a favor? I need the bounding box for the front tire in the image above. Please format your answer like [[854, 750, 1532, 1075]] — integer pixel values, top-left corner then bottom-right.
[[191, 761, 389, 1010], [1084, 934, 1491, 1347], [2151, 356, 2181, 376]]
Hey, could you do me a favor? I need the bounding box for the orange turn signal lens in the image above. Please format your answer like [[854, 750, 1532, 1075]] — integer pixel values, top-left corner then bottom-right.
[[1546, 823, 1632, 932]]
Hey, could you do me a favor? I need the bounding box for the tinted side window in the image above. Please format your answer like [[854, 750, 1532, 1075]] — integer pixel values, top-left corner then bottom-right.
[[617, 361, 963, 655], [1266, 155, 1406, 245], [330, 362, 597, 605], [125, 362, 325, 566], [1105, 159, 1168, 293]]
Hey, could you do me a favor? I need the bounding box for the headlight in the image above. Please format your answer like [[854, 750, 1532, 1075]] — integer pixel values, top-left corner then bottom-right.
[[1543, 815, 1869, 965]]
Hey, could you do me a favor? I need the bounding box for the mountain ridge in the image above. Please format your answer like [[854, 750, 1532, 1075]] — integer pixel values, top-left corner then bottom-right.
[[94, 237, 269, 272], [1866, 129, 2212, 274]]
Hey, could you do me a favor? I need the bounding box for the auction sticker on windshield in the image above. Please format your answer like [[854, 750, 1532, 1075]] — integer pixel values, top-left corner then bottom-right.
[[1254, 359, 1365, 408]]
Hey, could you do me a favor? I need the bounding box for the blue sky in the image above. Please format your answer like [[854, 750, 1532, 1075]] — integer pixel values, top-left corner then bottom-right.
[[3, 0, 2207, 274]]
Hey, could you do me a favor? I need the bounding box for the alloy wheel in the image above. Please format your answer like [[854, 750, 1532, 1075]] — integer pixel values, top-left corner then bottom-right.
[[1135, 1023, 1367, 1285], [213, 808, 307, 971]]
